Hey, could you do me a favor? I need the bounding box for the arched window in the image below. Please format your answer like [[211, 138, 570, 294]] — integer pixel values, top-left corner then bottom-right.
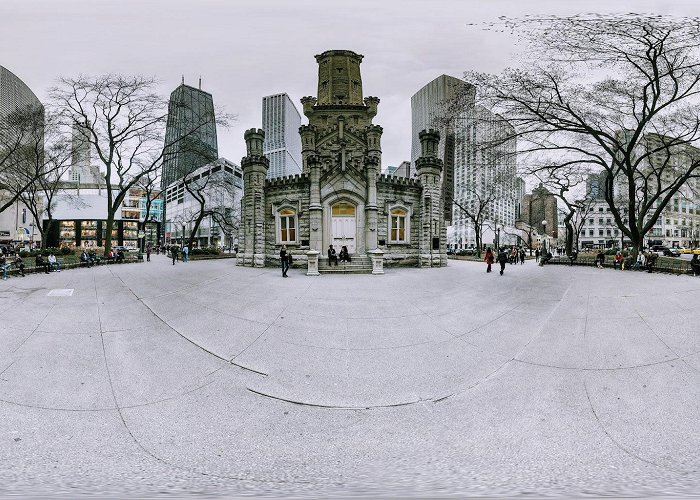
[[389, 207, 408, 243], [279, 208, 297, 244]]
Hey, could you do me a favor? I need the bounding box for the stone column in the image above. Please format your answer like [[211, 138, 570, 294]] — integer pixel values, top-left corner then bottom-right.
[[365, 125, 383, 253], [368, 248, 384, 275], [306, 249, 320, 276], [308, 154, 323, 252], [240, 128, 269, 267], [364, 156, 379, 252]]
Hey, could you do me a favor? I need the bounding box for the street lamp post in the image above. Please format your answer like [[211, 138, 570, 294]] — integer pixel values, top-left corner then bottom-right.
[[541, 220, 548, 254], [496, 226, 500, 250]]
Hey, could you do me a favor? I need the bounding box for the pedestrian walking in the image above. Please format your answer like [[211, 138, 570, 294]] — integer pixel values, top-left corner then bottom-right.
[[535, 248, 540, 262], [146, 245, 151, 262], [280, 245, 289, 277], [497, 247, 508, 276], [484, 247, 494, 273], [519, 248, 525, 265], [182, 244, 189, 263], [171, 245, 178, 265]]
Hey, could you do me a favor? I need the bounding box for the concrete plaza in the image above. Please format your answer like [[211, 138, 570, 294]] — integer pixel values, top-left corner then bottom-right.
[[0, 255, 699, 497]]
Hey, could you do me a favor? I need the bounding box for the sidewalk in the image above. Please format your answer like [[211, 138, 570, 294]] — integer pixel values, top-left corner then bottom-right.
[[0, 258, 698, 497]]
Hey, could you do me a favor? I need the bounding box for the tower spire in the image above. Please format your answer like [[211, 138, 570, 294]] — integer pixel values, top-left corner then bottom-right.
[[181, 75, 184, 85]]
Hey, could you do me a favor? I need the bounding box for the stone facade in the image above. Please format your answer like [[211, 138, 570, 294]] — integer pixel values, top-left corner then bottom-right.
[[238, 50, 447, 270]]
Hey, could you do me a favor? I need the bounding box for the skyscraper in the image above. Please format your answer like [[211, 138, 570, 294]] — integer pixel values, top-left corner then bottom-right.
[[0, 65, 43, 120], [262, 93, 302, 178], [411, 75, 475, 222], [451, 105, 518, 248], [161, 82, 218, 189], [69, 122, 103, 185]]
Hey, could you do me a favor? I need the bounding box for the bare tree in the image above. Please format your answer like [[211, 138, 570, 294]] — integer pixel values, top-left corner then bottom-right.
[[15, 112, 72, 248], [529, 164, 594, 255], [180, 163, 239, 250], [50, 75, 224, 256], [449, 105, 517, 257], [135, 169, 162, 251], [467, 14, 700, 258], [0, 106, 50, 215]]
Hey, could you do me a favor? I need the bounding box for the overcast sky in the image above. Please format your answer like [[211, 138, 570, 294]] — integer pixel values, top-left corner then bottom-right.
[[2, 0, 698, 171]]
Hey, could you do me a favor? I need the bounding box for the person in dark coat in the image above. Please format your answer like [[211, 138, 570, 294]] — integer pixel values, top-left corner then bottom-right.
[[13, 254, 25, 277], [280, 245, 289, 277], [496, 248, 509, 276], [327, 245, 338, 266], [519, 248, 526, 265], [691, 254, 700, 276], [171, 245, 178, 265], [286, 250, 293, 275], [35, 254, 50, 274], [535, 248, 540, 262]]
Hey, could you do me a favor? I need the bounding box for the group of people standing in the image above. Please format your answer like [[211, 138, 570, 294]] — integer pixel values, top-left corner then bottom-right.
[[484, 246, 526, 275], [170, 244, 189, 265]]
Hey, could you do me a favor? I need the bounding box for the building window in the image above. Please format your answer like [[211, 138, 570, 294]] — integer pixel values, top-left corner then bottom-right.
[[388, 206, 409, 243], [278, 208, 297, 244]]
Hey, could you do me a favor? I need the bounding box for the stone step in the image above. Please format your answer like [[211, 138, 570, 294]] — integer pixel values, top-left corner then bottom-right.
[[318, 267, 373, 274]]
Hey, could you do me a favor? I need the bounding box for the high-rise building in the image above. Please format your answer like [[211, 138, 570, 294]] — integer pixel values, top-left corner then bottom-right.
[[521, 184, 559, 240], [450, 105, 518, 248], [161, 82, 218, 189], [0, 65, 43, 120], [262, 93, 302, 178], [0, 65, 44, 246], [411, 75, 475, 222], [69, 122, 103, 185]]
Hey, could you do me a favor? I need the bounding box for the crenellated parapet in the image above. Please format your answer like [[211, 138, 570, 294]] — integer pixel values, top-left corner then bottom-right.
[[266, 172, 310, 188], [377, 173, 421, 187]]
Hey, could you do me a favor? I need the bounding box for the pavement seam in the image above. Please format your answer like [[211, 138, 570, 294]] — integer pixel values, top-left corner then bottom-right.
[[105, 267, 268, 376], [582, 379, 695, 475]]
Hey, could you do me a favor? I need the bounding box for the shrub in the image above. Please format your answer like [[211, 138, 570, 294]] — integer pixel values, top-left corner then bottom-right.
[[60, 246, 72, 255], [19, 250, 30, 258]]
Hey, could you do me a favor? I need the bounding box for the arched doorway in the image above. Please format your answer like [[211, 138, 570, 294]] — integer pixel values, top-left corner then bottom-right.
[[331, 202, 357, 254]]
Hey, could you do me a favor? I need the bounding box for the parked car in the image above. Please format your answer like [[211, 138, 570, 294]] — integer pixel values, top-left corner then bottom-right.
[[112, 245, 135, 253], [651, 245, 680, 257]]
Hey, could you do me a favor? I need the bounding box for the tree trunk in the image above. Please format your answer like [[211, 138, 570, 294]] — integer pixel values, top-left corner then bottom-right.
[[104, 213, 115, 255], [188, 212, 206, 251]]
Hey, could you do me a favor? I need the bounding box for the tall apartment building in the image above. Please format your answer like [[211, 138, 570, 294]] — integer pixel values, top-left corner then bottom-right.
[[0, 65, 43, 120], [411, 75, 475, 222], [450, 105, 518, 248], [0, 65, 44, 245], [521, 184, 559, 240], [69, 122, 103, 185], [161, 82, 218, 189], [262, 93, 302, 179]]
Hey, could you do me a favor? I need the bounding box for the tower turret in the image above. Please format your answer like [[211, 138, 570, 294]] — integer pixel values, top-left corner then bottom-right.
[[314, 50, 364, 106], [239, 128, 269, 268], [415, 129, 447, 268]]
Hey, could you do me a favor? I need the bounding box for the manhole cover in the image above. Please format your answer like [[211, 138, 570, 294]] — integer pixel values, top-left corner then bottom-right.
[[47, 289, 74, 297]]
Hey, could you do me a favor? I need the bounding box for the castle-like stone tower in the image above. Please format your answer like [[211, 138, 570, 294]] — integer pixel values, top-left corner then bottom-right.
[[416, 130, 448, 267], [237, 50, 447, 271], [238, 128, 269, 267]]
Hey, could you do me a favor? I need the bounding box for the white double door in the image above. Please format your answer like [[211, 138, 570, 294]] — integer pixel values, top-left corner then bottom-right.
[[331, 216, 356, 254]]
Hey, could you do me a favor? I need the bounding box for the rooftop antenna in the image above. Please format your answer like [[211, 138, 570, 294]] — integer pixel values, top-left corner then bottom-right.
[[199, 76, 202, 89], [181, 75, 184, 85]]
